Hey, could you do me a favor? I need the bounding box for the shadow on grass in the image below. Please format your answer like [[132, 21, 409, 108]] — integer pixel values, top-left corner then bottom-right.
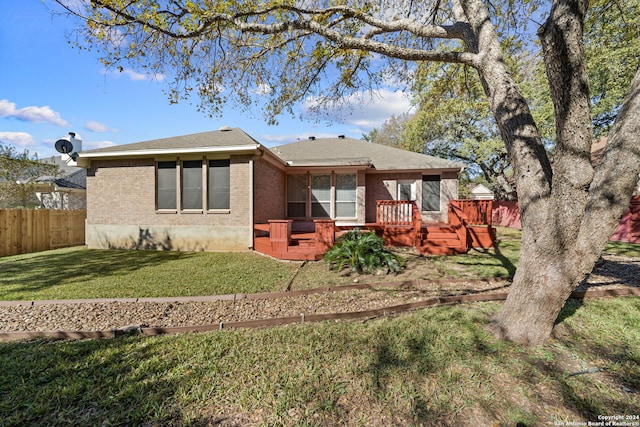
[[1, 301, 639, 426], [452, 236, 518, 279], [0, 248, 193, 299], [0, 336, 197, 426], [546, 300, 640, 420], [365, 304, 640, 426]]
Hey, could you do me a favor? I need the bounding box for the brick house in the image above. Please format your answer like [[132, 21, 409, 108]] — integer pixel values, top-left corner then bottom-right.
[[78, 128, 493, 259]]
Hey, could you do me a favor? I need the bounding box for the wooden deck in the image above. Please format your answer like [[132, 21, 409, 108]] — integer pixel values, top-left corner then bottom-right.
[[254, 200, 496, 260]]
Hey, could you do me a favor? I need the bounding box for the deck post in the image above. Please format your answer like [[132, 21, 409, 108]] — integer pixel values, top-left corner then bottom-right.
[[314, 219, 335, 252], [268, 220, 293, 253]]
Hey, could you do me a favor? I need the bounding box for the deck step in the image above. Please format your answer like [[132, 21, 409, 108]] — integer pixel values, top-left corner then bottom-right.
[[422, 239, 464, 247]]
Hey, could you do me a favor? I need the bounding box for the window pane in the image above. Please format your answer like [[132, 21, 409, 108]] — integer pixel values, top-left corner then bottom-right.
[[311, 174, 331, 202], [312, 202, 331, 217], [287, 202, 306, 218], [422, 175, 441, 211], [336, 174, 356, 202], [157, 161, 176, 209], [208, 159, 230, 210], [335, 202, 356, 217], [287, 174, 306, 202], [182, 160, 203, 210], [336, 174, 356, 217]]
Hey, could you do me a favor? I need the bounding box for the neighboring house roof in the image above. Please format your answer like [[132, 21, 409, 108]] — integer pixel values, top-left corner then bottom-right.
[[270, 137, 464, 171], [469, 183, 494, 200], [78, 128, 261, 161], [40, 156, 86, 188], [470, 183, 492, 194], [36, 177, 86, 191]]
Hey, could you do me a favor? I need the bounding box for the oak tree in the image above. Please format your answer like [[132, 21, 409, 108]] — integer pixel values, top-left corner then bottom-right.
[[54, 0, 640, 345]]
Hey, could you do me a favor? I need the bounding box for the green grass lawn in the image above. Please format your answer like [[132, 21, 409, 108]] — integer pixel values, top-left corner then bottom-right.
[[1, 229, 639, 425], [1, 227, 638, 300], [1, 298, 638, 426], [0, 248, 301, 300]]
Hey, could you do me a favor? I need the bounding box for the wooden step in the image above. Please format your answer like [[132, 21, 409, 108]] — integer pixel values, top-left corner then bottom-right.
[[416, 244, 467, 255], [422, 232, 458, 240], [422, 238, 464, 247]]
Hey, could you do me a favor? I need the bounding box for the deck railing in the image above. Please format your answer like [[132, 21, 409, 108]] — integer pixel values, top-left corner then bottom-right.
[[376, 200, 414, 226], [448, 201, 469, 250], [452, 199, 493, 226]]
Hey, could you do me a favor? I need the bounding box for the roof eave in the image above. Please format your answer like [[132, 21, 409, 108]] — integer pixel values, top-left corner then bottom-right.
[[77, 144, 261, 168]]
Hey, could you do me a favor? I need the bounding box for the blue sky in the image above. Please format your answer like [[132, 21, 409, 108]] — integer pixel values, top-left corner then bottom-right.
[[0, 0, 414, 158]]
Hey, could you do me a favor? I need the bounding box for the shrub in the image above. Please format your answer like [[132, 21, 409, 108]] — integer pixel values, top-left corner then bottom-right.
[[324, 229, 404, 274]]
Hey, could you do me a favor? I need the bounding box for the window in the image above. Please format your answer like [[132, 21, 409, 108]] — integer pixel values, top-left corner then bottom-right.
[[311, 174, 331, 218], [155, 159, 231, 212], [182, 160, 203, 210], [208, 160, 230, 210], [286, 172, 357, 219], [335, 174, 357, 217], [422, 175, 441, 211], [287, 174, 306, 217], [398, 180, 416, 201], [157, 161, 177, 210]]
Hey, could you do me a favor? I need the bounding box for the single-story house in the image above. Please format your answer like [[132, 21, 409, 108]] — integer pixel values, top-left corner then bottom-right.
[[77, 128, 495, 258]]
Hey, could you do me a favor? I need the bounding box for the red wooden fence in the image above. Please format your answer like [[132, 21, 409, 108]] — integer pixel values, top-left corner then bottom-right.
[[491, 196, 640, 244]]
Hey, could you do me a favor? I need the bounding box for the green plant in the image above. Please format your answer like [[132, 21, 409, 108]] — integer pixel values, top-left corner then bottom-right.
[[324, 229, 404, 274]]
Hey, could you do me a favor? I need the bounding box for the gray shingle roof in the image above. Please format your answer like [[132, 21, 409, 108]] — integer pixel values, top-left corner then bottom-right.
[[80, 128, 260, 155], [270, 137, 464, 171]]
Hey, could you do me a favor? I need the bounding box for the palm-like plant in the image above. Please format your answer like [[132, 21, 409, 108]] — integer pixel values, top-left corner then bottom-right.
[[324, 229, 404, 274]]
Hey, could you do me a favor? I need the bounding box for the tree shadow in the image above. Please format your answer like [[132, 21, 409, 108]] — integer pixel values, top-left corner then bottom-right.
[[0, 243, 193, 298], [0, 336, 203, 426], [362, 305, 640, 425]]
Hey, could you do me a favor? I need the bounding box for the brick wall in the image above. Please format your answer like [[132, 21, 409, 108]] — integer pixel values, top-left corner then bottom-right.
[[253, 157, 286, 223], [86, 157, 251, 227], [85, 156, 253, 250], [364, 171, 459, 223]]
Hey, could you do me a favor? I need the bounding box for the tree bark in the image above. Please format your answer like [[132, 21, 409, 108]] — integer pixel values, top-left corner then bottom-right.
[[462, 0, 640, 345], [486, 0, 640, 344]]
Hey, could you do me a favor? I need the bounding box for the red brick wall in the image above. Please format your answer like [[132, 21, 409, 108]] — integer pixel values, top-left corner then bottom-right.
[[253, 157, 285, 223]]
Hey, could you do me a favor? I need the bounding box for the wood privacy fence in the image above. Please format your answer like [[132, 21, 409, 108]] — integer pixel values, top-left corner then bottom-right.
[[0, 210, 86, 257]]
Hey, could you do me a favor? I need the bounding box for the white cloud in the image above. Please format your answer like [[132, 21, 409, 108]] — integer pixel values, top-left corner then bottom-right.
[[0, 99, 69, 126], [102, 68, 165, 82], [301, 89, 414, 130], [251, 83, 273, 96], [84, 120, 118, 133], [0, 132, 37, 147]]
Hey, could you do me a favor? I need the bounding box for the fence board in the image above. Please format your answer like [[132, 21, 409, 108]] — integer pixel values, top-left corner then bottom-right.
[[0, 210, 85, 257]]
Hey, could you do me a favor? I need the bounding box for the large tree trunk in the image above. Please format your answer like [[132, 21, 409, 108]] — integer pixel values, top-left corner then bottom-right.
[[459, 0, 640, 345], [492, 64, 640, 346]]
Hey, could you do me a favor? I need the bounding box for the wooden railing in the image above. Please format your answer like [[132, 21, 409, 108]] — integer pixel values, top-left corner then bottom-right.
[[448, 201, 469, 250], [452, 199, 493, 226], [377, 200, 414, 226], [411, 202, 423, 247]]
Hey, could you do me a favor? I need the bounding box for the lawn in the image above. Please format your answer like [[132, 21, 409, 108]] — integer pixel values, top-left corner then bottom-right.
[[1, 229, 639, 425], [1, 227, 637, 301], [0, 298, 638, 426]]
